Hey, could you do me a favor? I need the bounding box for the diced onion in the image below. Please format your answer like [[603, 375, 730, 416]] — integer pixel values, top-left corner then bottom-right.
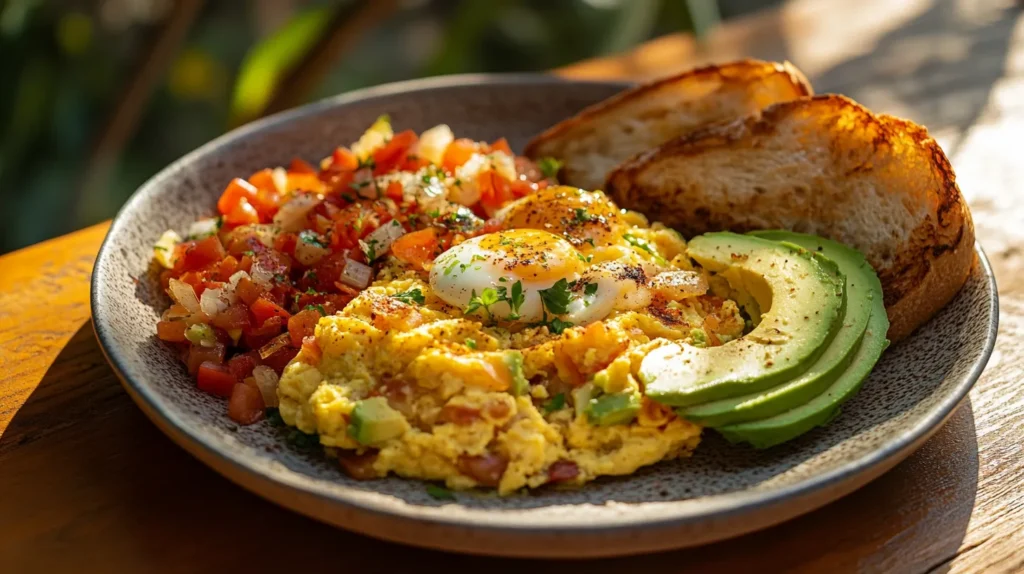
[[228, 270, 250, 290], [259, 332, 292, 360], [252, 365, 280, 407], [352, 168, 377, 199], [339, 259, 373, 289], [249, 260, 275, 290], [153, 230, 181, 268], [186, 217, 221, 240], [272, 194, 321, 232], [414, 124, 454, 165], [350, 114, 393, 160], [361, 220, 406, 261], [168, 278, 201, 314], [294, 234, 330, 266], [271, 167, 288, 194], [200, 286, 234, 318]]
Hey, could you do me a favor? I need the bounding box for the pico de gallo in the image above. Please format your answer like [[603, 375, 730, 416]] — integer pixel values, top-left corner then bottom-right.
[[153, 116, 558, 426]]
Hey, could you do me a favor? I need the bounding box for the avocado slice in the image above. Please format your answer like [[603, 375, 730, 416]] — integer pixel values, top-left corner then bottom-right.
[[348, 397, 409, 445], [641, 232, 845, 407], [679, 232, 874, 426], [586, 391, 641, 426], [716, 295, 889, 448]]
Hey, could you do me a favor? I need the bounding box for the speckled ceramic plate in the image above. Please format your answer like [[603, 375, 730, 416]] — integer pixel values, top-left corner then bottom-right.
[[91, 74, 998, 558]]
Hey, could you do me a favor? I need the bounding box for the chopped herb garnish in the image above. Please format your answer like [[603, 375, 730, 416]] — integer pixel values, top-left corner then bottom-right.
[[287, 429, 320, 450], [537, 156, 563, 180], [304, 270, 318, 282], [584, 282, 598, 297], [465, 287, 501, 320], [360, 238, 380, 261], [243, 250, 255, 257], [357, 156, 377, 170], [443, 257, 460, 276], [341, 193, 357, 203], [153, 246, 168, 252], [392, 288, 426, 305], [427, 209, 441, 218], [547, 317, 574, 334], [299, 230, 328, 248], [538, 278, 572, 315], [576, 252, 593, 263], [506, 280, 524, 320], [543, 393, 566, 413], [304, 304, 327, 316], [273, 273, 287, 283], [584, 238, 596, 247], [573, 207, 593, 223], [623, 233, 668, 265], [465, 338, 477, 349], [426, 484, 456, 500]]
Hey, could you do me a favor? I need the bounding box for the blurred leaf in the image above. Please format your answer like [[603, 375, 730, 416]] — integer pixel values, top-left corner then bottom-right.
[[600, 0, 661, 55], [685, 0, 721, 38], [426, 0, 504, 76], [229, 5, 334, 124]]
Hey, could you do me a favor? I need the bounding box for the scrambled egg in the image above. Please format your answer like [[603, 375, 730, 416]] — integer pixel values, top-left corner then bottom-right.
[[278, 192, 745, 494]]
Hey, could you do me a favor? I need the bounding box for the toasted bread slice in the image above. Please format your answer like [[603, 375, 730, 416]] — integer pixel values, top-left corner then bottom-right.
[[606, 94, 975, 341], [524, 60, 812, 190]]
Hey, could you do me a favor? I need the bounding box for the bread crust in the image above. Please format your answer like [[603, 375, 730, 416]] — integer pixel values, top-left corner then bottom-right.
[[606, 94, 974, 341], [524, 59, 813, 190]]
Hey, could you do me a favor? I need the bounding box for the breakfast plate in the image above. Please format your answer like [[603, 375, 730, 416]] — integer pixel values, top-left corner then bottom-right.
[[91, 73, 998, 557]]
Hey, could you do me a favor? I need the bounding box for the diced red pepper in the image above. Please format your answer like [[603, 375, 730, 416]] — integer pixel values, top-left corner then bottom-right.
[[478, 171, 513, 209], [227, 383, 265, 425], [216, 255, 239, 281], [156, 320, 188, 343], [242, 315, 284, 349], [273, 232, 298, 256], [290, 157, 317, 174], [250, 297, 291, 325], [288, 308, 322, 348], [391, 228, 438, 269], [372, 130, 418, 175], [442, 138, 477, 173], [234, 276, 263, 305], [224, 198, 260, 226], [384, 180, 404, 201], [488, 137, 513, 155], [300, 336, 322, 364], [330, 147, 359, 171], [261, 346, 299, 375], [197, 361, 239, 398], [217, 178, 258, 216]]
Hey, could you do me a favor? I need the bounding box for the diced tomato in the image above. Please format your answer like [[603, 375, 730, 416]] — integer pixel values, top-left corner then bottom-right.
[[302, 251, 346, 292], [227, 383, 265, 425], [439, 404, 482, 425], [372, 130, 418, 175], [509, 178, 538, 199], [174, 236, 227, 274], [251, 297, 291, 325], [399, 155, 431, 172], [290, 157, 317, 174], [216, 256, 239, 281], [384, 181, 404, 201], [227, 351, 260, 380], [176, 270, 207, 296], [242, 315, 284, 349], [211, 302, 251, 331], [197, 361, 239, 398], [488, 137, 513, 155], [273, 232, 298, 256], [457, 453, 508, 487], [237, 254, 253, 274], [390, 228, 438, 269], [478, 171, 513, 209], [286, 172, 324, 194], [253, 248, 292, 278], [234, 276, 263, 305], [330, 147, 359, 172], [217, 178, 259, 216], [187, 342, 226, 375], [251, 188, 280, 221], [156, 320, 188, 343], [261, 346, 299, 375], [287, 309, 322, 347], [224, 198, 260, 226], [442, 138, 477, 173]]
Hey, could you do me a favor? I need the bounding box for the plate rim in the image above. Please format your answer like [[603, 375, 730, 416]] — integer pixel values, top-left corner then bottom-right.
[[90, 72, 1000, 539]]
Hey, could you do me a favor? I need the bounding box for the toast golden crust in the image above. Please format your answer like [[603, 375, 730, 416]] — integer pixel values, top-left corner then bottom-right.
[[524, 60, 813, 191], [606, 94, 974, 341]]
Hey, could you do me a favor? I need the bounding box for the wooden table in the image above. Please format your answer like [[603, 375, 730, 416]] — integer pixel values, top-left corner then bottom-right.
[[2, 0, 1022, 571]]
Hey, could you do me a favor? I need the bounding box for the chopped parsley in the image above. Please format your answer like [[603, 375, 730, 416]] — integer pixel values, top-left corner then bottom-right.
[[547, 317, 574, 334], [391, 288, 426, 305], [426, 484, 456, 501], [427, 209, 441, 218], [360, 238, 380, 261], [464, 338, 477, 349], [538, 278, 572, 315], [153, 245, 168, 252], [537, 156, 563, 180], [504, 280, 524, 320], [465, 287, 501, 321], [299, 230, 328, 248], [573, 207, 593, 223], [304, 304, 327, 316], [357, 156, 377, 171], [543, 393, 566, 413], [623, 233, 668, 265], [273, 273, 287, 283], [576, 252, 593, 263], [243, 250, 255, 257], [584, 282, 599, 297], [341, 193, 357, 203]]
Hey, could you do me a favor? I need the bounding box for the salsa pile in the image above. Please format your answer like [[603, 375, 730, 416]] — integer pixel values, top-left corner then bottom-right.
[[153, 116, 555, 425]]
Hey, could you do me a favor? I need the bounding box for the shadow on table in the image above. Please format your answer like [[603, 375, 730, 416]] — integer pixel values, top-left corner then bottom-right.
[[0, 321, 980, 573]]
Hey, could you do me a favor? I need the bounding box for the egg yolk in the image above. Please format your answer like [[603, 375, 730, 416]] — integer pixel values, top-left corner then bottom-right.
[[476, 229, 584, 282], [496, 186, 623, 247]]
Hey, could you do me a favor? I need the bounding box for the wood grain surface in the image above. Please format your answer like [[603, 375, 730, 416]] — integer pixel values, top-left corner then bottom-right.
[[2, 0, 1023, 572]]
